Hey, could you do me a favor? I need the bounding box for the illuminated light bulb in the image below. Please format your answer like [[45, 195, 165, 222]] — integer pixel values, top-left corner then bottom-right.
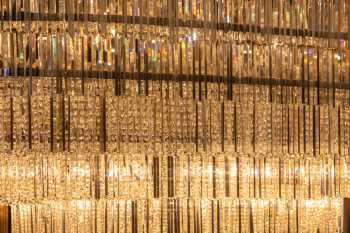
[[334, 53, 342, 61], [192, 32, 197, 41], [230, 164, 237, 176], [265, 166, 273, 177], [243, 49, 252, 54]]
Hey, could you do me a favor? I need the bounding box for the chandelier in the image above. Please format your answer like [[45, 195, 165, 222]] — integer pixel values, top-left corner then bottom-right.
[[0, 0, 349, 232]]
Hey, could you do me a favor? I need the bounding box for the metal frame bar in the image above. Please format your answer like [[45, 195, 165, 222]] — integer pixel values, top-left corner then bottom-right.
[[0, 11, 347, 40], [1, 67, 349, 90]]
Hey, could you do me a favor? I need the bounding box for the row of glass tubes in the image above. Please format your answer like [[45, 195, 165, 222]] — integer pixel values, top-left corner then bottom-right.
[[0, 0, 348, 32], [10, 198, 343, 233], [0, 153, 348, 200], [0, 96, 348, 155], [0, 22, 347, 104]]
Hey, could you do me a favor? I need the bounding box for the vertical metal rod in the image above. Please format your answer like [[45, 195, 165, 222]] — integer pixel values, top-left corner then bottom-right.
[[100, 96, 107, 152], [344, 198, 350, 233], [0, 205, 10, 233], [9, 97, 14, 151], [28, 95, 32, 151]]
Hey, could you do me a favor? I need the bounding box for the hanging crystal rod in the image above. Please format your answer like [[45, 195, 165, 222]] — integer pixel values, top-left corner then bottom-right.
[[1, 11, 347, 40], [4, 67, 350, 90]]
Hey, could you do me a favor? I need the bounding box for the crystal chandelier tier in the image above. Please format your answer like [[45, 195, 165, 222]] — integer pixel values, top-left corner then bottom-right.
[[0, 0, 349, 232]]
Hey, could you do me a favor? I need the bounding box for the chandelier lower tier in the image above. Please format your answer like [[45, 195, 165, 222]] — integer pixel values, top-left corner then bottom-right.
[[0, 97, 349, 232], [0, 0, 350, 232]]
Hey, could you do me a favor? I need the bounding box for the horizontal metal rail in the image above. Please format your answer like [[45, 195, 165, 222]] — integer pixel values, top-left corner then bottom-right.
[[0, 11, 347, 40], [1, 67, 348, 90]]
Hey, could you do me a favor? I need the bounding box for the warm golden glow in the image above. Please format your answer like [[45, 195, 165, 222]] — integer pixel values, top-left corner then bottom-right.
[[0, 0, 349, 232]]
